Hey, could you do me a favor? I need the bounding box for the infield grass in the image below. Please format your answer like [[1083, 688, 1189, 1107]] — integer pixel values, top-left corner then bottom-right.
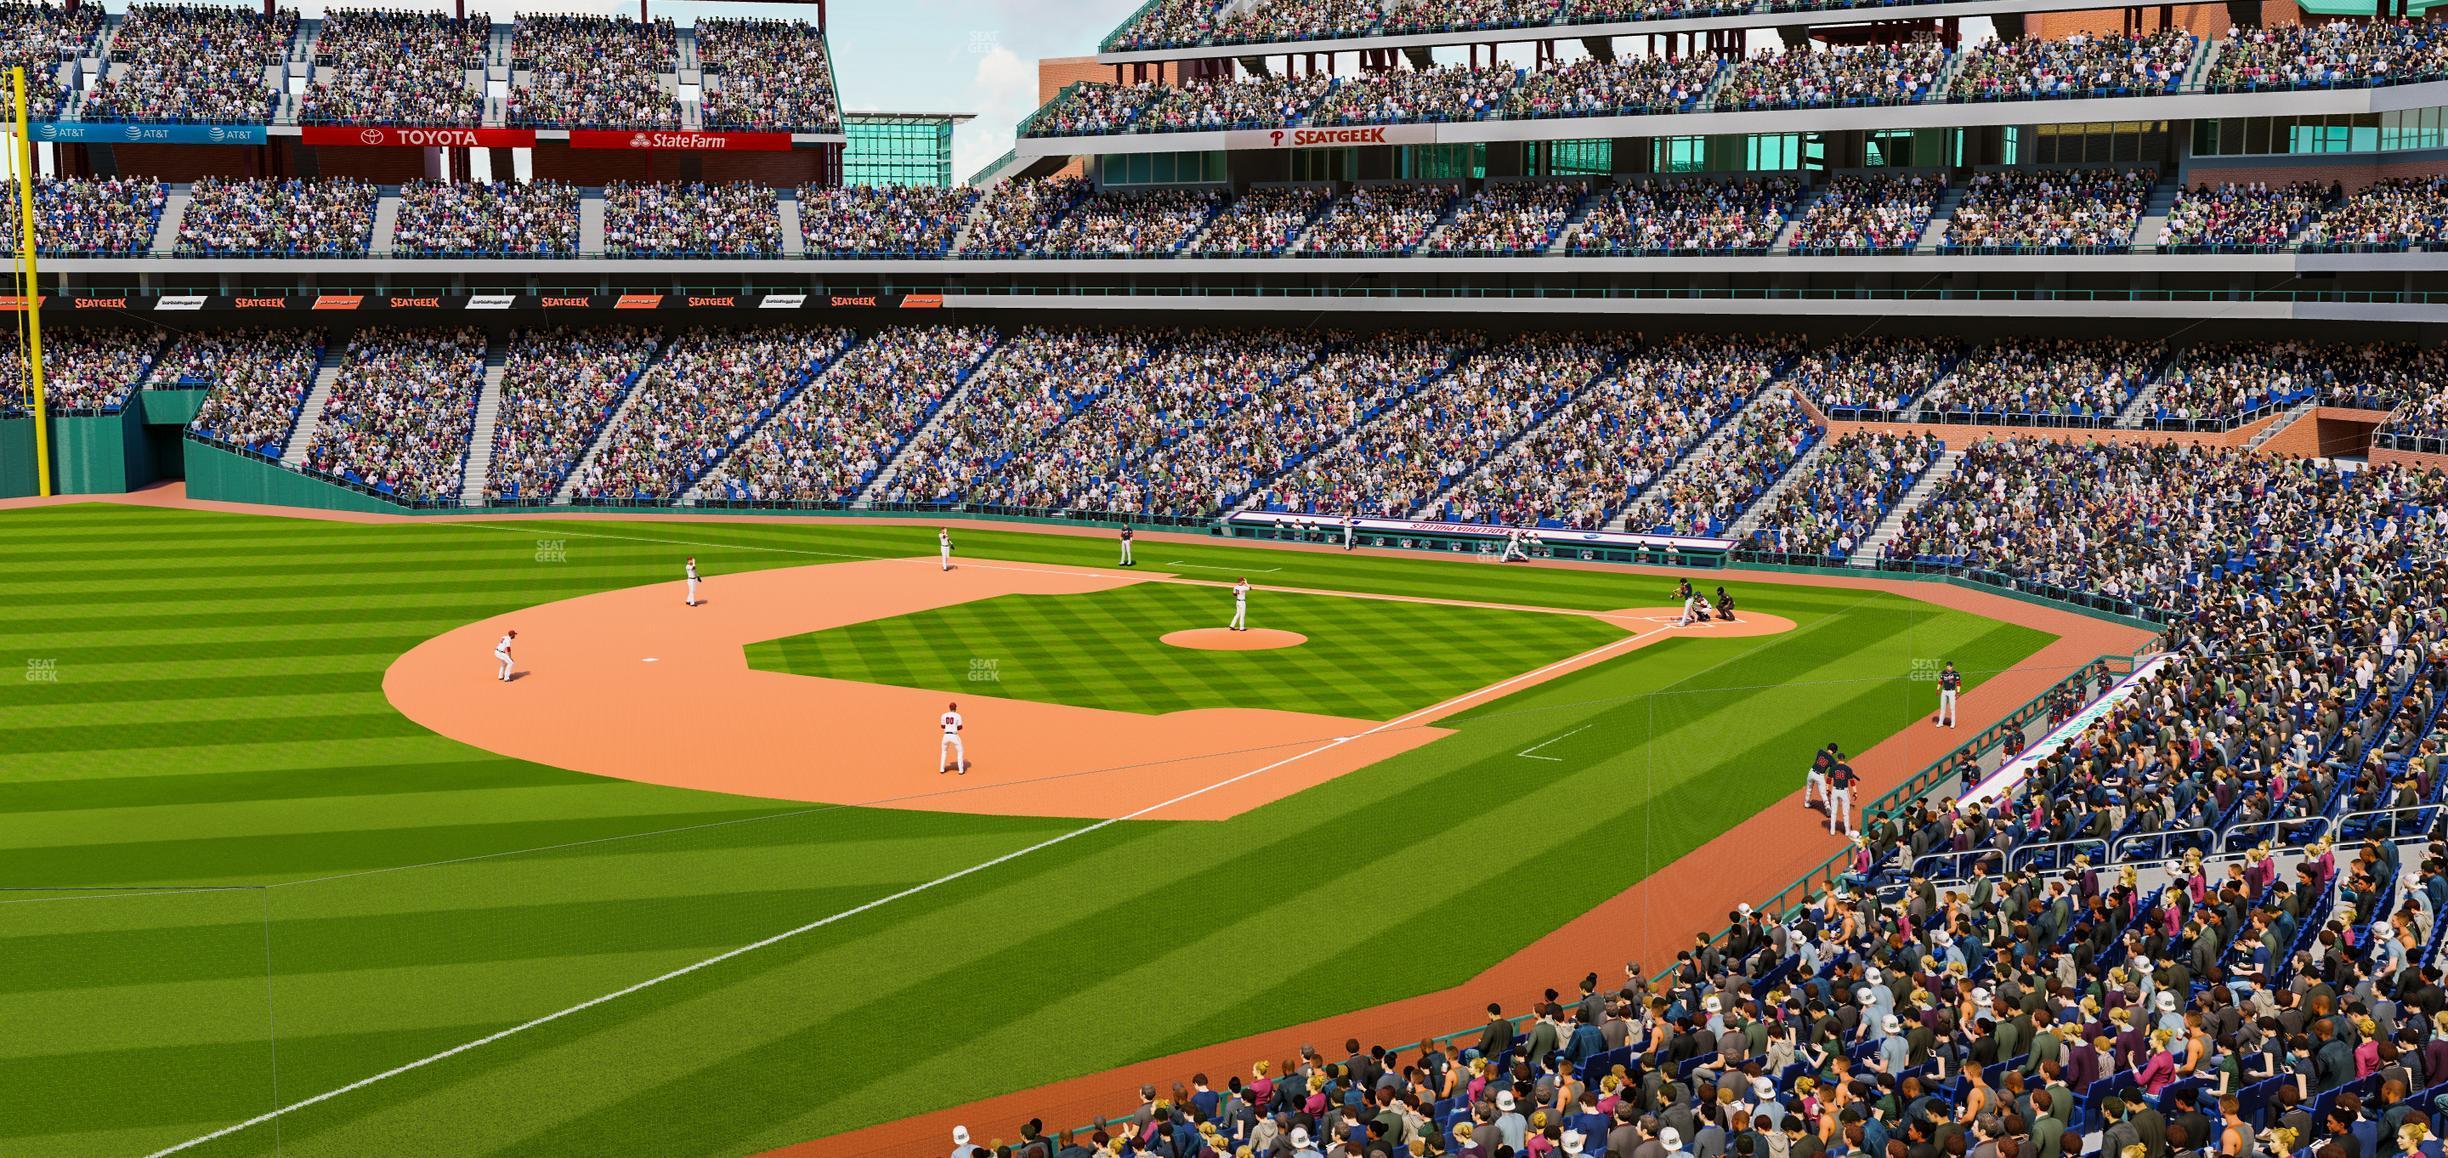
[[748, 582, 1626, 718], [0, 505, 2060, 1157]]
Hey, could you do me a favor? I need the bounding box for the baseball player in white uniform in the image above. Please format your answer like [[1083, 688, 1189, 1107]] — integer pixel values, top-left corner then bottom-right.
[[1229, 578, 1250, 631], [938, 528, 953, 571], [939, 701, 965, 774], [493, 630, 516, 682], [1342, 515, 1355, 552], [685, 556, 701, 606], [1119, 525, 1134, 567]]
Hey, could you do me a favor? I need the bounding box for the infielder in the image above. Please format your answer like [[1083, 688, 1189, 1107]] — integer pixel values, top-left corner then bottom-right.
[[1229, 577, 1250, 631], [493, 629, 517, 682], [939, 701, 966, 774], [1500, 530, 1527, 563], [1826, 756, 1859, 836], [1936, 660, 1961, 728], [685, 556, 701, 606], [1119, 525, 1134, 567], [938, 528, 953, 572]]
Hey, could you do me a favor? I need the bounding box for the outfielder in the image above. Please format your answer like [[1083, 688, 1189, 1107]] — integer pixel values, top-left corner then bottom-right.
[[1936, 660, 1961, 728], [685, 556, 701, 606], [938, 528, 953, 572], [1826, 756, 1859, 836], [1229, 578, 1250, 631], [493, 629, 517, 682], [1119, 525, 1135, 567], [1342, 515, 1355, 552], [939, 701, 966, 774]]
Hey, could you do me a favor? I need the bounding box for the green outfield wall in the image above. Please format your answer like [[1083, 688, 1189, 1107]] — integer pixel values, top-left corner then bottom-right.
[[0, 417, 35, 498]]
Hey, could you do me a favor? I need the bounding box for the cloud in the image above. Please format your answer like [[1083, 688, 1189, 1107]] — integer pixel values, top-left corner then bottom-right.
[[955, 43, 1037, 181]]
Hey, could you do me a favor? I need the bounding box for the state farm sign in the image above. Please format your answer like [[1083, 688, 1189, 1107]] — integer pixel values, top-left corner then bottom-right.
[[567, 129, 792, 152], [1226, 123, 1438, 150], [300, 126, 538, 148]]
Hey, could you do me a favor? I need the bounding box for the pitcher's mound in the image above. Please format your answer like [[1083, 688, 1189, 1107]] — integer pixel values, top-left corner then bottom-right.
[[1162, 628, 1309, 651]]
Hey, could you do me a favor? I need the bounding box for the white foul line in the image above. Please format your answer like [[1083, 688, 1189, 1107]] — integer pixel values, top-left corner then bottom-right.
[[148, 607, 1682, 1156], [1163, 559, 1282, 573], [1517, 724, 1594, 762]]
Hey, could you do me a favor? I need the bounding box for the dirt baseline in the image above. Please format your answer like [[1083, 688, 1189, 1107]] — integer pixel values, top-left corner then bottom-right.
[[383, 559, 1792, 822]]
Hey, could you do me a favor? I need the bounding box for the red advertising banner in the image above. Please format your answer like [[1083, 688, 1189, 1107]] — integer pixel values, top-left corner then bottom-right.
[[566, 129, 792, 152], [300, 125, 539, 148]]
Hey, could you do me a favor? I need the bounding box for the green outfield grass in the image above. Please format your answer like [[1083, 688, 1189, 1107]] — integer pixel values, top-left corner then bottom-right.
[[0, 505, 2060, 1157], [748, 582, 1626, 718]]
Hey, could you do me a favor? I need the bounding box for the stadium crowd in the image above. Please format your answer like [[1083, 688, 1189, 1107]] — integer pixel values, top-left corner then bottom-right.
[[1786, 173, 1946, 253], [703, 326, 1000, 505], [603, 181, 781, 257], [1103, 0, 1218, 51], [1026, 75, 1339, 136], [1113, 332, 1461, 516], [1618, 390, 1819, 535], [1916, 337, 2159, 421], [2209, 19, 2448, 92], [2156, 182, 2333, 250], [1425, 182, 1589, 255], [1446, 334, 1790, 529], [960, 329, 1322, 514], [482, 327, 660, 504], [1714, 41, 1947, 110], [798, 185, 978, 258], [1250, 334, 1622, 519], [178, 329, 327, 456], [1, 326, 160, 414], [1294, 184, 1460, 255], [301, 327, 486, 502], [960, 177, 1092, 257], [695, 16, 840, 132], [1745, 429, 1943, 558], [1565, 176, 1797, 254], [1188, 185, 1332, 256], [1938, 168, 2152, 252], [1504, 55, 1720, 118], [82, 3, 293, 123], [0, 176, 166, 256], [507, 14, 677, 129], [2304, 178, 2448, 250], [1948, 29, 2196, 101], [392, 179, 580, 256], [569, 326, 853, 501], [1786, 337, 1962, 417], [878, 326, 1163, 505], [175, 176, 376, 257], [299, 8, 485, 125], [1032, 188, 1227, 257], [0, 1, 101, 122], [2146, 341, 2448, 426], [1311, 64, 1519, 126], [1211, 0, 1383, 45], [1388, 0, 1565, 34]]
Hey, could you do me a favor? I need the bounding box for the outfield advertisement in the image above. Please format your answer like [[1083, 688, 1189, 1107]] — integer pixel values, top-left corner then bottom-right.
[[30, 292, 950, 313], [1956, 652, 2175, 808], [300, 125, 539, 148], [26, 121, 267, 144], [1229, 510, 1737, 553]]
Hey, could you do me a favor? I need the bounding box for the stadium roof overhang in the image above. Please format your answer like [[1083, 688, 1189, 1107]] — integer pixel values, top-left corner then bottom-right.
[[1096, 0, 2215, 65], [1014, 80, 2448, 161]]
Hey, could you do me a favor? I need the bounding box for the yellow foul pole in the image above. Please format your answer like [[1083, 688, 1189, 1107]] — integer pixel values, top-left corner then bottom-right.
[[12, 65, 48, 497]]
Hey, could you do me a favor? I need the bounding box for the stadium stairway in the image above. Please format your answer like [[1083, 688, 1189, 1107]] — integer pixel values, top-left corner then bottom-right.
[[1846, 447, 1963, 565], [281, 348, 348, 468], [459, 345, 510, 507], [1912, 184, 1968, 253], [579, 189, 607, 254], [778, 191, 807, 257], [1604, 387, 1791, 533], [149, 184, 189, 255], [1414, 361, 1617, 519], [370, 190, 401, 254], [683, 338, 867, 505], [1724, 433, 1832, 542], [1544, 188, 1604, 254], [2243, 398, 2321, 453], [851, 344, 995, 507], [1770, 186, 1820, 251], [2130, 176, 2180, 252]]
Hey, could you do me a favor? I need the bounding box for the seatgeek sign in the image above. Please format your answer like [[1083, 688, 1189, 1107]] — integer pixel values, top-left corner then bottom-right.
[[1226, 123, 1438, 150]]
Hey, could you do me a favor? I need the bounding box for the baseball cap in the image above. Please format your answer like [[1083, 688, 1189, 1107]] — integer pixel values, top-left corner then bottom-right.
[[1662, 1128, 1686, 1152], [1291, 1127, 1313, 1147], [1563, 1130, 1587, 1155], [1497, 1091, 1517, 1112], [953, 1126, 970, 1146]]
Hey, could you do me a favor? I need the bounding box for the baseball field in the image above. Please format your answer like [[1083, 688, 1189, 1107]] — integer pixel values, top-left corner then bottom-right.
[[0, 502, 2059, 1157]]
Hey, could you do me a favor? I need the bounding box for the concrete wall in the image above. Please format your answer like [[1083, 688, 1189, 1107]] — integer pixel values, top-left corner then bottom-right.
[[183, 438, 417, 514], [51, 407, 153, 495], [0, 417, 36, 498]]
